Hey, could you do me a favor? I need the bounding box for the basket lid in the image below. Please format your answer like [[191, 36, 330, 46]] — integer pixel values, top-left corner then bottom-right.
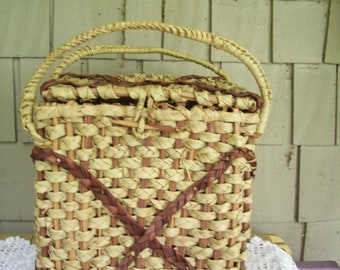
[[40, 73, 263, 113]]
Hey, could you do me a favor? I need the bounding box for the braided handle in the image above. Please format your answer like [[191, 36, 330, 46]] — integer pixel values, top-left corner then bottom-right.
[[20, 21, 271, 146], [51, 45, 233, 82]]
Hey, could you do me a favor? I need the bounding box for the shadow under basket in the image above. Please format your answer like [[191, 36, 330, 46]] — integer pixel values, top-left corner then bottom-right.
[[20, 21, 272, 270]]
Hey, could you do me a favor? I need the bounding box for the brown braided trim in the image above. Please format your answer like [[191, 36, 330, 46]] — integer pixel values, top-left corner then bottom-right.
[[32, 146, 193, 270], [40, 73, 263, 110], [117, 148, 256, 269], [31, 146, 255, 269]]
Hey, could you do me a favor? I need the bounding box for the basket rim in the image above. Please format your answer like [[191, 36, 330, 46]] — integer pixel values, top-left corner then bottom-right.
[[39, 73, 263, 112]]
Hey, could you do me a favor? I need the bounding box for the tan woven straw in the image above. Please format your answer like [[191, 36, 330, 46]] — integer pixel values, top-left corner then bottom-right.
[[20, 21, 271, 270]]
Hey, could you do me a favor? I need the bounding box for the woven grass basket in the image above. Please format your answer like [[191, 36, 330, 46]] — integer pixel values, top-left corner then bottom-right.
[[20, 21, 271, 270]]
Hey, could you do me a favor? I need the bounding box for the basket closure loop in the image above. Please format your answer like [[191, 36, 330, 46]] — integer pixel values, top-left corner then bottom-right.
[[128, 85, 166, 140]]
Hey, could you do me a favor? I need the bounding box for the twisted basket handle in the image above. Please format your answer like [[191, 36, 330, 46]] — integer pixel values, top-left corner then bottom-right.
[[51, 45, 233, 81], [21, 21, 271, 146]]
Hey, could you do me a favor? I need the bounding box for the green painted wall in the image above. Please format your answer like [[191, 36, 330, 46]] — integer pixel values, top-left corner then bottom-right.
[[0, 0, 339, 263]]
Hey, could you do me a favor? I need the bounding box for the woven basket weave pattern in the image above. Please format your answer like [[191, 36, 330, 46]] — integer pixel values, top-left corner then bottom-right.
[[20, 21, 271, 270], [32, 74, 259, 269]]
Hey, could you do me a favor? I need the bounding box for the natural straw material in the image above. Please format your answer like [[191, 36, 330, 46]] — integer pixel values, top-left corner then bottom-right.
[[31, 146, 256, 270], [20, 21, 271, 270], [51, 45, 233, 82], [20, 21, 271, 146]]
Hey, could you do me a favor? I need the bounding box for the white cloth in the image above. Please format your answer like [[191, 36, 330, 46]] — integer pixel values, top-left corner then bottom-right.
[[247, 236, 299, 270], [0, 235, 298, 270], [0, 236, 36, 270]]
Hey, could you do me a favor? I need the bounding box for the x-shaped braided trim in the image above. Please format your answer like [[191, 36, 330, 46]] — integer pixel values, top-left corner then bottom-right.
[[32, 146, 255, 269]]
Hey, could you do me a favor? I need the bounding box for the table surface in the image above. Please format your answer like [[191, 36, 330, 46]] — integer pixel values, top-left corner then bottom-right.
[[295, 261, 340, 269]]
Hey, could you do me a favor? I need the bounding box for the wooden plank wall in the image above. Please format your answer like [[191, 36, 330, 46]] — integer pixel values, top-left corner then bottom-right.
[[0, 0, 339, 264]]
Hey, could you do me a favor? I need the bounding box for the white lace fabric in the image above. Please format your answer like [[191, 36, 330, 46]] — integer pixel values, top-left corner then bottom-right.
[[0, 236, 36, 270], [0, 236, 298, 270], [247, 236, 299, 270]]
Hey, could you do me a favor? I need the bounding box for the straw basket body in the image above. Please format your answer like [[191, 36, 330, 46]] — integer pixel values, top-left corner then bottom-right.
[[20, 22, 271, 270]]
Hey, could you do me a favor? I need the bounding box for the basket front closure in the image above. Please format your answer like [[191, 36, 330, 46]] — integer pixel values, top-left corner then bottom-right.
[[31, 146, 255, 269], [130, 87, 152, 140], [127, 85, 176, 139]]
